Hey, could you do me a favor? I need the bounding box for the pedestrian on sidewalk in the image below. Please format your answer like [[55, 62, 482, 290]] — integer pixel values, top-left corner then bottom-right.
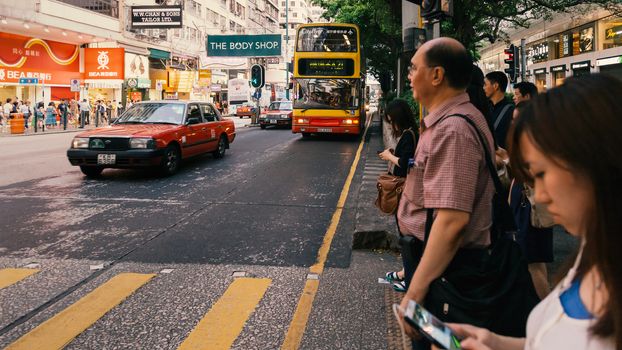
[[20, 100, 31, 133], [59, 99, 68, 130], [484, 71, 514, 149], [45, 102, 57, 129], [79, 99, 90, 128], [378, 98, 418, 293], [396, 37, 494, 350], [451, 73, 622, 350]]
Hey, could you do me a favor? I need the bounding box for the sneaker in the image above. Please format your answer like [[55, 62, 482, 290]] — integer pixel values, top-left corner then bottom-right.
[[385, 271, 404, 283], [392, 280, 407, 293]]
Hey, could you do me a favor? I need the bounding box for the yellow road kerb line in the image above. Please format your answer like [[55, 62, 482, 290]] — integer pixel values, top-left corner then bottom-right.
[[282, 115, 372, 350], [178, 278, 272, 350], [0, 268, 40, 290], [6, 272, 155, 350]]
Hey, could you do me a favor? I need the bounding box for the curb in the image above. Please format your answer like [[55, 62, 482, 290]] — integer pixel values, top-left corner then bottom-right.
[[353, 111, 400, 251]]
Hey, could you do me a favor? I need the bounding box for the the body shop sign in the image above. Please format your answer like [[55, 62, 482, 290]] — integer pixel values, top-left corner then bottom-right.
[[0, 32, 79, 85], [207, 35, 282, 57], [84, 48, 124, 79]]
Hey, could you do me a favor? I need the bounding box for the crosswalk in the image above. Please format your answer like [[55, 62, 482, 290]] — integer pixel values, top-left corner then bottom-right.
[[0, 267, 277, 350]]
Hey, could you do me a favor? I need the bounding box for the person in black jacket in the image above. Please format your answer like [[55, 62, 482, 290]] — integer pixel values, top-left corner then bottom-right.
[[378, 98, 418, 292]]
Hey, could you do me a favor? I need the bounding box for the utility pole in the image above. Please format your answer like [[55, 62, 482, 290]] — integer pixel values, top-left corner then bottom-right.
[[520, 38, 527, 82], [285, 0, 289, 100]]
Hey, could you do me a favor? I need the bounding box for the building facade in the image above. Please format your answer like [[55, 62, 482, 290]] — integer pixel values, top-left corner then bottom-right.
[[480, 7, 622, 91], [0, 0, 283, 107]]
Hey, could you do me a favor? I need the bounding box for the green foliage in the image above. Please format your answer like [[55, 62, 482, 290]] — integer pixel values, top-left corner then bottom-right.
[[311, 0, 402, 81], [398, 89, 420, 130]]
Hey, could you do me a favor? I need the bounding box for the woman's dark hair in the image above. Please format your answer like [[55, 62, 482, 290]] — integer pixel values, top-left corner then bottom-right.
[[467, 65, 491, 126], [385, 99, 416, 138], [508, 74, 622, 345], [48, 102, 55, 107]]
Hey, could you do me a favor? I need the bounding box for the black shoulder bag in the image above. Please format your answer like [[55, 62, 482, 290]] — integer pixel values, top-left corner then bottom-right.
[[421, 114, 540, 337]]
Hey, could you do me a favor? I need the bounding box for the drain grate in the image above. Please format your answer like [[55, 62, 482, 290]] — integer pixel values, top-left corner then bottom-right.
[[385, 288, 412, 350]]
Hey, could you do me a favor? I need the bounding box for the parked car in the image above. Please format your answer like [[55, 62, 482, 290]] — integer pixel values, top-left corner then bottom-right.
[[67, 101, 235, 177], [235, 103, 257, 118], [259, 101, 293, 129]]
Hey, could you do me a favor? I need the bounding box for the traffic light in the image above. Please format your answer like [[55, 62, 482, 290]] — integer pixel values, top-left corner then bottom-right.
[[250, 64, 265, 88], [504, 44, 519, 83]]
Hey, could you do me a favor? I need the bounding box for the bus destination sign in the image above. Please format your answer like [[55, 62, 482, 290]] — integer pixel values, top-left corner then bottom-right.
[[299, 58, 354, 76]]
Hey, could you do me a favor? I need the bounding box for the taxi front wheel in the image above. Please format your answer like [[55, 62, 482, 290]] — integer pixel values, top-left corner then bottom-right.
[[80, 166, 103, 178], [160, 144, 180, 176]]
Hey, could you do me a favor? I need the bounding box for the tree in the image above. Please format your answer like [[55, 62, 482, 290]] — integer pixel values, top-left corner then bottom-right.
[[439, 0, 622, 56], [311, 0, 403, 91]]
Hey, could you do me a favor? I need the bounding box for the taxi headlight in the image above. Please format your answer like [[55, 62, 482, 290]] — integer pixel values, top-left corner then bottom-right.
[[281, 114, 290, 119], [130, 138, 155, 149], [72, 137, 89, 149]]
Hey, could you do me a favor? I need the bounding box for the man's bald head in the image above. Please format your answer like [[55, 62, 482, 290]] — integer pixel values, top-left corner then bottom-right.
[[419, 37, 472, 90]]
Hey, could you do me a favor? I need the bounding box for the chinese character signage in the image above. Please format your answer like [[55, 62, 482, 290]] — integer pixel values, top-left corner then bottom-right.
[[0, 32, 79, 85], [84, 48, 124, 79]]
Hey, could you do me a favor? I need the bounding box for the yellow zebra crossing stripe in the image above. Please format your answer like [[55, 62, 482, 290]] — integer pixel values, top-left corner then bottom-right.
[[6, 272, 156, 350], [0, 268, 40, 289], [178, 277, 271, 350]]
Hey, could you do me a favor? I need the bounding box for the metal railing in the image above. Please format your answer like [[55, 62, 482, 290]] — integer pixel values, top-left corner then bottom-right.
[[57, 0, 119, 18]]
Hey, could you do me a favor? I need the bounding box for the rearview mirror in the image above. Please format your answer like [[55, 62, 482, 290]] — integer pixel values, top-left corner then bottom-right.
[[187, 117, 200, 125]]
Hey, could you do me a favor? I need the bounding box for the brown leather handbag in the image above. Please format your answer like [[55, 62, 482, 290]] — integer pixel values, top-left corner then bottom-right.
[[375, 173, 406, 214]]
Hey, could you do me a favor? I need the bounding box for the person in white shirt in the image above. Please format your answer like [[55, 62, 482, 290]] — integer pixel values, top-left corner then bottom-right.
[[449, 74, 619, 349], [78, 99, 91, 128]]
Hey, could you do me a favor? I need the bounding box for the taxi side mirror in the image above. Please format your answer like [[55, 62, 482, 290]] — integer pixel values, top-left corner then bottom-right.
[[187, 117, 200, 125]]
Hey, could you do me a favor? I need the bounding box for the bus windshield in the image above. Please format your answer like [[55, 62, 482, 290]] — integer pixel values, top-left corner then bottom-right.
[[294, 79, 361, 110], [296, 26, 358, 52]]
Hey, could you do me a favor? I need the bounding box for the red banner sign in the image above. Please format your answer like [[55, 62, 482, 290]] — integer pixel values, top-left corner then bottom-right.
[[84, 48, 124, 79], [0, 32, 80, 85]]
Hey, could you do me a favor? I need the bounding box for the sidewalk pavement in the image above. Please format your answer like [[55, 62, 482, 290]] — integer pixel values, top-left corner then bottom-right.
[[0, 126, 96, 137], [353, 110, 400, 251]]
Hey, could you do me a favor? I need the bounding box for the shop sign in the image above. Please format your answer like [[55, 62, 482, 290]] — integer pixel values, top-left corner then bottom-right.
[[131, 6, 182, 29], [19, 77, 39, 84], [597, 55, 622, 67], [528, 42, 549, 63], [551, 65, 566, 72], [125, 53, 149, 79], [605, 25, 622, 40], [84, 48, 125, 79], [267, 57, 280, 64], [0, 32, 79, 85], [70, 78, 80, 92], [228, 78, 249, 102], [155, 80, 164, 91], [561, 33, 571, 57], [579, 27, 594, 53], [198, 69, 211, 87], [571, 60, 591, 70], [534, 68, 547, 74], [210, 84, 222, 92], [206, 34, 282, 57]]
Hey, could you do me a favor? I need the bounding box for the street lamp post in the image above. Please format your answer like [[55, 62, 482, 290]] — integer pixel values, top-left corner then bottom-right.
[[285, 0, 289, 100]]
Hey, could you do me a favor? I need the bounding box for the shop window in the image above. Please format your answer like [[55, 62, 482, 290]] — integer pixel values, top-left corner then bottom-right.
[[599, 16, 622, 50]]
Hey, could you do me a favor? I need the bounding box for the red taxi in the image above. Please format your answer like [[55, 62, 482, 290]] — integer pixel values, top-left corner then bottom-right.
[[234, 103, 257, 118], [67, 101, 235, 177], [259, 100, 293, 129]]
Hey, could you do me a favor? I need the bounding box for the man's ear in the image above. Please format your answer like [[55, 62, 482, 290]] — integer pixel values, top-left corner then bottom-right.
[[431, 67, 445, 87]]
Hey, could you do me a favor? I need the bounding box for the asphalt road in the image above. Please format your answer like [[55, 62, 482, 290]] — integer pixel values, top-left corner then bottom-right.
[[0, 122, 388, 349]]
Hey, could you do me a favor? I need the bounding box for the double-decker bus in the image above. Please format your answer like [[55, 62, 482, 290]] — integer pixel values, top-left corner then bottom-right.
[[292, 23, 366, 137]]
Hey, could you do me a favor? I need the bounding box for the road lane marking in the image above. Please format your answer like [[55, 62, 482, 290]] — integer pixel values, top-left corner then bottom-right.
[[177, 278, 271, 350], [282, 115, 372, 350], [6, 273, 155, 350], [0, 268, 40, 289]]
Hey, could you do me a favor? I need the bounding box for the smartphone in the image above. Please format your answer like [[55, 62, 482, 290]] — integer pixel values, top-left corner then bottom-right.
[[403, 300, 462, 350]]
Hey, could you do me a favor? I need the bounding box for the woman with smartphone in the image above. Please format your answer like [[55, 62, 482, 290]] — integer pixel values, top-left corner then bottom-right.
[[449, 74, 620, 349], [378, 99, 418, 292]]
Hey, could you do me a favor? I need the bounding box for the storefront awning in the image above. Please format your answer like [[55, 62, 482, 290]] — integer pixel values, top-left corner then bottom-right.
[[86, 79, 124, 89], [149, 48, 171, 60], [200, 56, 248, 70]]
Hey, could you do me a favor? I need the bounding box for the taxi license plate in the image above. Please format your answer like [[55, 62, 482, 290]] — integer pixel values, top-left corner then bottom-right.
[[270, 119, 277, 124], [318, 128, 332, 132], [97, 154, 116, 165]]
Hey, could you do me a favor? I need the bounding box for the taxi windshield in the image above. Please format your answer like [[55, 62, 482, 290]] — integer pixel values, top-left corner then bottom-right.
[[116, 103, 186, 125], [268, 101, 292, 110]]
